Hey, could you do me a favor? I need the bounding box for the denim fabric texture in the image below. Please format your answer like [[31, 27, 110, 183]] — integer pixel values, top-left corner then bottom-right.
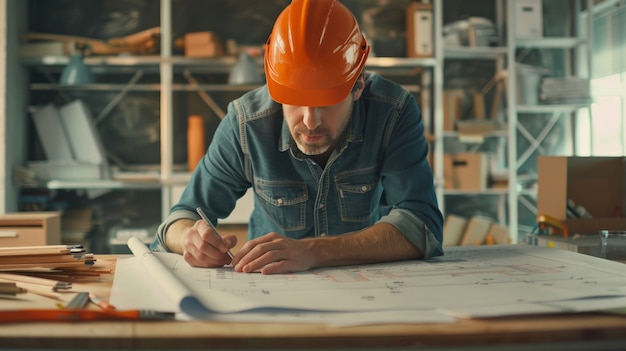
[[151, 73, 444, 259]]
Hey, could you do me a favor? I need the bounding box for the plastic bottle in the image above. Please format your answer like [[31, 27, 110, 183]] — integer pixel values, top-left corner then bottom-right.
[[187, 115, 206, 172]]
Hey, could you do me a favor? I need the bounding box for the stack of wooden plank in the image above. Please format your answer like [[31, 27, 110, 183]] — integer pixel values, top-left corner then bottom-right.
[[0, 245, 111, 300]]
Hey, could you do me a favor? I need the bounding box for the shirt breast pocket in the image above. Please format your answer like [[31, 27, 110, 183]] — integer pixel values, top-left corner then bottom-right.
[[254, 178, 308, 232], [335, 167, 380, 223]]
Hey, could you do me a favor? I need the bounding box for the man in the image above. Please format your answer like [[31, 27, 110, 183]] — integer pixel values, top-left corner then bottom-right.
[[151, 0, 443, 274]]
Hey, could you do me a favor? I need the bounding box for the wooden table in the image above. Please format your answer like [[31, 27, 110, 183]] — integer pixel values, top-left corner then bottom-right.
[[1, 256, 625, 350]]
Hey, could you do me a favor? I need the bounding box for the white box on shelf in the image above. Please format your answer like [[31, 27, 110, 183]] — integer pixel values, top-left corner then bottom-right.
[[31, 103, 74, 161], [515, 0, 543, 38]]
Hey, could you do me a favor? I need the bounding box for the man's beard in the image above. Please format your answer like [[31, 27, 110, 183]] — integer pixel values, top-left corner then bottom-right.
[[290, 101, 353, 156], [293, 129, 332, 155]]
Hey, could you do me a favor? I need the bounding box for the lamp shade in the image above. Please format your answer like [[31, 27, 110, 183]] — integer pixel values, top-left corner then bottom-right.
[[228, 53, 263, 85], [59, 54, 94, 85]]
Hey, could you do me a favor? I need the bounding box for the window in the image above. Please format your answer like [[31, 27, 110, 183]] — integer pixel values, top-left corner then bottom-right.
[[576, 0, 626, 156], [576, 73, 626, 155]]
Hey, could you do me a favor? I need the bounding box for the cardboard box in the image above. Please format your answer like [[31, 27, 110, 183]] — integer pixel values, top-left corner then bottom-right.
[[486, 223, 510, 245], [537, 156, 626, 235], [406, 2, 433, 57], [443, 214, 468, 247], [460, 216, 493, 246], [514, 0, 543, 38], [184, 31, 224, 58], [444, 153, 490, 191], [0, 212, 61, 247]]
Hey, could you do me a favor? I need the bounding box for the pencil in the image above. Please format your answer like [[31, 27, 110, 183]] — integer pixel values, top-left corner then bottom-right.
[[196, 207, 235, 260], [13, 282, 63, 300], [0, 282, 27, 295], [0, 245, 84, 257]]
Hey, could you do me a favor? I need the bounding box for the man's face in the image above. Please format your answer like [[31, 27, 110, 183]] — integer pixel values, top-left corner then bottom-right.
[[283, 77, 365, 156]]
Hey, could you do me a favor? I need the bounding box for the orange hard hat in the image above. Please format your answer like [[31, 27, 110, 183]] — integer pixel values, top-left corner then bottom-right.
[[264, 0, 370, 106]]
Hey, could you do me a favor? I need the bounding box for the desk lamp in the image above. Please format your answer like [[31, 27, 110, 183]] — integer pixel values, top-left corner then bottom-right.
[[59, 43, 94, 85]]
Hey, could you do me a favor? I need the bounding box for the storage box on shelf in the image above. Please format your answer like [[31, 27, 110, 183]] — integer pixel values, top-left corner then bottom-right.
[[443, 153, 490, 191], [406, 2, 434, 58], [513, 0, 543, 38]]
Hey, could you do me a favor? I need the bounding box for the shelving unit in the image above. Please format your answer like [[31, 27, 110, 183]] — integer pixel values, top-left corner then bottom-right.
[[508, 0, 594, 240], [434, 0, 593, 243]]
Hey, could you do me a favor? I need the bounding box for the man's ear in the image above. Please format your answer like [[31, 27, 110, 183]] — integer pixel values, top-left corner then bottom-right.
[[352, 74, 365, 101]]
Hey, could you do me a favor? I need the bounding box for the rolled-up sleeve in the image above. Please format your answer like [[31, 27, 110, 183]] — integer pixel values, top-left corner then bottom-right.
[[378, 208, 443, 259]]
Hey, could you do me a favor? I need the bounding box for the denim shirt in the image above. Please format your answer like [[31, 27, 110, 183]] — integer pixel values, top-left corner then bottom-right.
[[151, 73, 444, 259]]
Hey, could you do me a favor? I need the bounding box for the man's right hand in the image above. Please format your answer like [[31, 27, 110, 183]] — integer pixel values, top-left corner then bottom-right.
[[166, 219, 237, 268]]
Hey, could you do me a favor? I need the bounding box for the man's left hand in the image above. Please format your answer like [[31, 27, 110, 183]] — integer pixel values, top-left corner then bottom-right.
[[232, 232, 316, 274]]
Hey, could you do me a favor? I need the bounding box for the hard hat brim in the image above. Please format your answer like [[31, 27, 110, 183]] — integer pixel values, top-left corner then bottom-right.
[[265, 74, 357, 107]]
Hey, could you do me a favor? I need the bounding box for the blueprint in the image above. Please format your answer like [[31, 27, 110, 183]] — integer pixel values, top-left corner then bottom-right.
[[111, 238, 626, 322]]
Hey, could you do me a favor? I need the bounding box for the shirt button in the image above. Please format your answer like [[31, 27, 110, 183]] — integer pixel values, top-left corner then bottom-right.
[[319, 204, 324, 209], [277, 198, 284, 205], [361, 185, 368, 192], [320, 233, 327, 237]]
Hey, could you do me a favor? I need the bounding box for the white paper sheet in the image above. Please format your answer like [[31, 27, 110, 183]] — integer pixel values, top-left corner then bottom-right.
[[110, 239, 626, 323]]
